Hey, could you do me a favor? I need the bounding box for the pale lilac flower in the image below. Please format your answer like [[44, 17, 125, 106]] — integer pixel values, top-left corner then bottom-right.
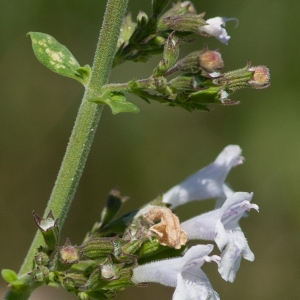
[[162, 145, 243, 209], [181, 192, 259, 282], [132, 244, 220, 300], [200, 17, 238, 45]]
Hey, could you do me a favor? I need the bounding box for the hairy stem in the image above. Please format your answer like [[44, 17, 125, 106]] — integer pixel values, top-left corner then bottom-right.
[[4, 0, 128, 299]]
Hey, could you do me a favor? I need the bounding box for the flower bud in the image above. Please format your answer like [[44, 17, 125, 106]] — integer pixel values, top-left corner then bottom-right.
[[62, 273, 87, 292], [247, 66, 270, 89], [32, 210, 59, 251], [78, 292, 89, 300], [80, 238, 114, 260], [153, 36, 165, 46], [175, 46, 223, 75], [100, 256, 122, 280], [54, 238, 81, 271], [81, 267, 102, 292], [158, 13, 206, 33], [28, 266, 49, 282], [137, 238, 165, 257], [81, 255, 136, 294], [59, 239, 80, 264], [199, 49, 224, 73], [219, 61, 270, 92], [48, 271, 58, 282], [103, 265, 135, 290], [137, 11, 148, 26], [153, 32, 180, 76], [169, 75, 200, 92], [34, 252, 49, 266], [176, 51, 202, 74], [121, 240, 143, 256]]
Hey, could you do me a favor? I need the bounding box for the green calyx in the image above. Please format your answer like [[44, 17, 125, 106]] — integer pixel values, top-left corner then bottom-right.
[[32, 211, 59, 252]]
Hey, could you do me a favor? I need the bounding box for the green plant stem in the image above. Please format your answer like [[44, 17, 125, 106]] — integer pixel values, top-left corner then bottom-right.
[[101, 78, 153, 93], [4, 0, 128, 299]]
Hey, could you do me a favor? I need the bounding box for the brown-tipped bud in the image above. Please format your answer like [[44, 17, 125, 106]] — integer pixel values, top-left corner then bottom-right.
[[219, 61, 270, 92], [32, 210, 59, 251], [58, 239, 80, 264], [54, 239, 81, 271], [198, 50, 224, 73], [247, 66, 270, 89], [175, 47, 223, 74]]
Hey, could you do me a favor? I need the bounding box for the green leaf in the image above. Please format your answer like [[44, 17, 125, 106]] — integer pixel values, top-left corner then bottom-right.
[[189, 86, 221, 104], [90, 93, 140, 115], [97, 211, 138, 237], [99, 189, 126, 229], [27, 32, 88, 85], [1, 269, 18, 283], [76, 64, 91, 84], [10, 280, 26, 289]]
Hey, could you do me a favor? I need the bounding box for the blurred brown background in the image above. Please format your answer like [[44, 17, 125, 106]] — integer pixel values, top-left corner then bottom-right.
[[0, 0, 299, 299]]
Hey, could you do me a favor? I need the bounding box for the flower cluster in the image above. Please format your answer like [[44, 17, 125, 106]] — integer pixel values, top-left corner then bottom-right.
[[15, 2, 267, 300], [92, 1, 270, 115], [132, 145, 259, 299], [26, 145, 258, 300]]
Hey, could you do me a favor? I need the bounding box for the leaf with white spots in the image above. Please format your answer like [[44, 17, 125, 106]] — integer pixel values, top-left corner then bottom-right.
[[27, 32, 89, 85]]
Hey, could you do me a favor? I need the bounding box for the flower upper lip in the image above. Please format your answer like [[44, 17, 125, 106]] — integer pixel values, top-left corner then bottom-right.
[[162, 145, 243, 208], [200, 17, 238, 45]]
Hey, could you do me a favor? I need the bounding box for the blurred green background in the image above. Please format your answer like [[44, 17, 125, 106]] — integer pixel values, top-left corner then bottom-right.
[[1, 0, 299, 299]]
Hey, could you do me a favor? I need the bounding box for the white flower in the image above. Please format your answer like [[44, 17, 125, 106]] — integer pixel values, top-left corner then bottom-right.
[[180, 192, 259, 282], [162, 145, 243, 209], [200, 17, 238, 45], [132, 244, 220, 300]]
